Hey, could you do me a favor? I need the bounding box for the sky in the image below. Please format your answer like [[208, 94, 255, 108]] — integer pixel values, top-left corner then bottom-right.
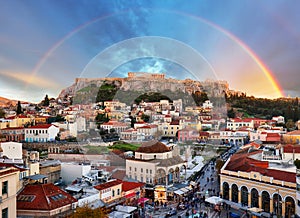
[[0, 0, 300, 102]]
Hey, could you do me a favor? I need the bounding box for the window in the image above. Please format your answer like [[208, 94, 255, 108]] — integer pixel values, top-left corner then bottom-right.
[[112, 190, 115, 197], [146, 169, 148, 174], [141, 168, 143, 173], [129, 167, 132, 171], [135, 167, 137, 172], [141, 176, 143, 182], [150, 169, 152, 174], [117, 189, 120, 195], [2, 181, 8, 195], [2, 208, 8, 218]]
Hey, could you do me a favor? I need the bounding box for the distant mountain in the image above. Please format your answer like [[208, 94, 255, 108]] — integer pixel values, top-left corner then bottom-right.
[[0, 96, 18, 107]]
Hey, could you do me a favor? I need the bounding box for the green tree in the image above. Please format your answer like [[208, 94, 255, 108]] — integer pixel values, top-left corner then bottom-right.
[[141, 113, 150, 122], [295, 159, 300, 169], [68, 205, 107, 218], [16, 101, 22, 115], [43, 94, 50, 106], [286, 119, 295, 130], [227, 108, 235, 118], [95, 113, 109, 124]]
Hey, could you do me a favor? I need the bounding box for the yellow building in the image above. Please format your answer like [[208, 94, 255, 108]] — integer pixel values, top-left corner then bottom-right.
[[282, 130, 300, 144], [0, 166, 19, 218], [220, 149, 296, 217], [94, 179, 123, 206]]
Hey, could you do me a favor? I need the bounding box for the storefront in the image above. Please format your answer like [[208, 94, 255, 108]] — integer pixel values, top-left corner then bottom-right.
[[154, 185, 167, 203]]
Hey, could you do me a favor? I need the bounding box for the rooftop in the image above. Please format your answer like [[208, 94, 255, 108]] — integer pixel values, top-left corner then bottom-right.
[[135, 140, 170, 153], [17, 183, 77, 210]]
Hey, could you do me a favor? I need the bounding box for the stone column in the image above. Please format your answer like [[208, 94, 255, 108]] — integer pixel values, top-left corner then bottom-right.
[[238, 190, 241, 204], [270, 198, 273, 214], [282, 201, 286, 218], [229, 188, 232, 201], [248, 193, 251, 207], [165, 174, 168, 186], [258, 195, 262, 209]]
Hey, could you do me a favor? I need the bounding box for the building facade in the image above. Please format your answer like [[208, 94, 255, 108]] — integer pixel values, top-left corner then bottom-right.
[[126, 140, 186, 186], [220, 150, 296, 217], [0, 167, 18, 218], [25, 124, 59, 142]]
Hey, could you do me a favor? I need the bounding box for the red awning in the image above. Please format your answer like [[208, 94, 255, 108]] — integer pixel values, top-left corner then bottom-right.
[[125, 192, 136, 199]]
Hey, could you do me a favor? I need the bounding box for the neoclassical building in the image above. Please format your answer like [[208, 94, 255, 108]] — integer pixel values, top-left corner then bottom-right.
[[220, 149, 296, 217], [126, 140, 187, 186]]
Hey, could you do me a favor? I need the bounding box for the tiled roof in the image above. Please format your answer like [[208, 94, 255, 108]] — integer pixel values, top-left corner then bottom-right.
[[283, 144, 300, 153], [286, 130, 300, 135], [17, 183, 77, 210], [224, 151, 296, 183], [0, 168, 18, 176], [0, 163, 27, 172], [26, 124, 56, 129], [94, 179, 123, 191], [136, 140, 170, 153], [122, 181, 144, 192], [0, 127, 24, 130], [170, 120, 179, 125], [199, 131, 210, 137], [111, 169, 126, 180]]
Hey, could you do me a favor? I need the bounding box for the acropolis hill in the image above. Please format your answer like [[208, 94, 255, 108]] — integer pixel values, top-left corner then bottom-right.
[[58, 72, 230, 100]]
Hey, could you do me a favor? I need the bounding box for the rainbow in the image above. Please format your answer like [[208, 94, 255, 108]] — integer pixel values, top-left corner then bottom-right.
[[31, 9, 284, 97]]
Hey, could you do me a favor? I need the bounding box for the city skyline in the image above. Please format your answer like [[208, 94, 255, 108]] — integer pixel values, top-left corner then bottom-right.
[[0, 0, 299, 102]]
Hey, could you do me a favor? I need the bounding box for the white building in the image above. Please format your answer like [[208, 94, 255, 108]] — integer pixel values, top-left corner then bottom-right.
[[25, 124, 59, 142], [0, 142, 22, 159], [126, 140, 186, 185], [61, 162, 91, 185]]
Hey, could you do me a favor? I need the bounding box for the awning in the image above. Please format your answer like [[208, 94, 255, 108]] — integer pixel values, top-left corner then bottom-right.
[[138, 198, 149, 205], [174, 190, 184, 195], [65, 185, 83, 193], [185, 186, 192, 191], [205, 196, 223, 205], [124, 192, 136, 199], [248, 207, 263, 213], [180, 188, 189, 193], [190, 181, 197, 186]]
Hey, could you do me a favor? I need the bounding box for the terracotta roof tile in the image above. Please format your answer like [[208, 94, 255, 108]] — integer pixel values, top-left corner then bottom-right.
[[224, 151, 296, 183], [26, 124, 57, 129], [94, 179, 123, 191], [136, 140, 170, 153], [17, 183, 77, 210], [122, 181, 144, 192]]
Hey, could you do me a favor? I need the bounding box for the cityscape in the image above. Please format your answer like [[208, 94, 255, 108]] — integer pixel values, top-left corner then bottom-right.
[[0, 1, 300, 218]]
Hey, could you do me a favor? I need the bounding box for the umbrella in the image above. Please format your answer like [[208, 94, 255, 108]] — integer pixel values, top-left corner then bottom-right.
[[205, 196, 223, 205]]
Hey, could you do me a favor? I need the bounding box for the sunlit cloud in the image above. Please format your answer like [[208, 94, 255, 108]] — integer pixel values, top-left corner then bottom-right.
[[0, 71, 60, 89]]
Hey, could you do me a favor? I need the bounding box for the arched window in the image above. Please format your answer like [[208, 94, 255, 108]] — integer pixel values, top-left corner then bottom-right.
[[251, 189, 259, 208], [285, 196, 295, 218], [231, 184, 238, 203], [241, 186, 248, 206], [222, 182, 229, 200], [261, 191, 270, 212], [273, 193, 282, 216]]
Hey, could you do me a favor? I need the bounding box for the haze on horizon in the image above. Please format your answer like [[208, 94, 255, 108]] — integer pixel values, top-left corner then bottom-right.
[[0, 0, 299, 102]]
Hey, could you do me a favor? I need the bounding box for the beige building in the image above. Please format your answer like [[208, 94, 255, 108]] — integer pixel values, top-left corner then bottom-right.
[[126, 140, 186, 186], [94, 179, 123, 205], [282, 130, 300, 144], [0, 167, 19, 218], [220, 149, 296, 217]]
